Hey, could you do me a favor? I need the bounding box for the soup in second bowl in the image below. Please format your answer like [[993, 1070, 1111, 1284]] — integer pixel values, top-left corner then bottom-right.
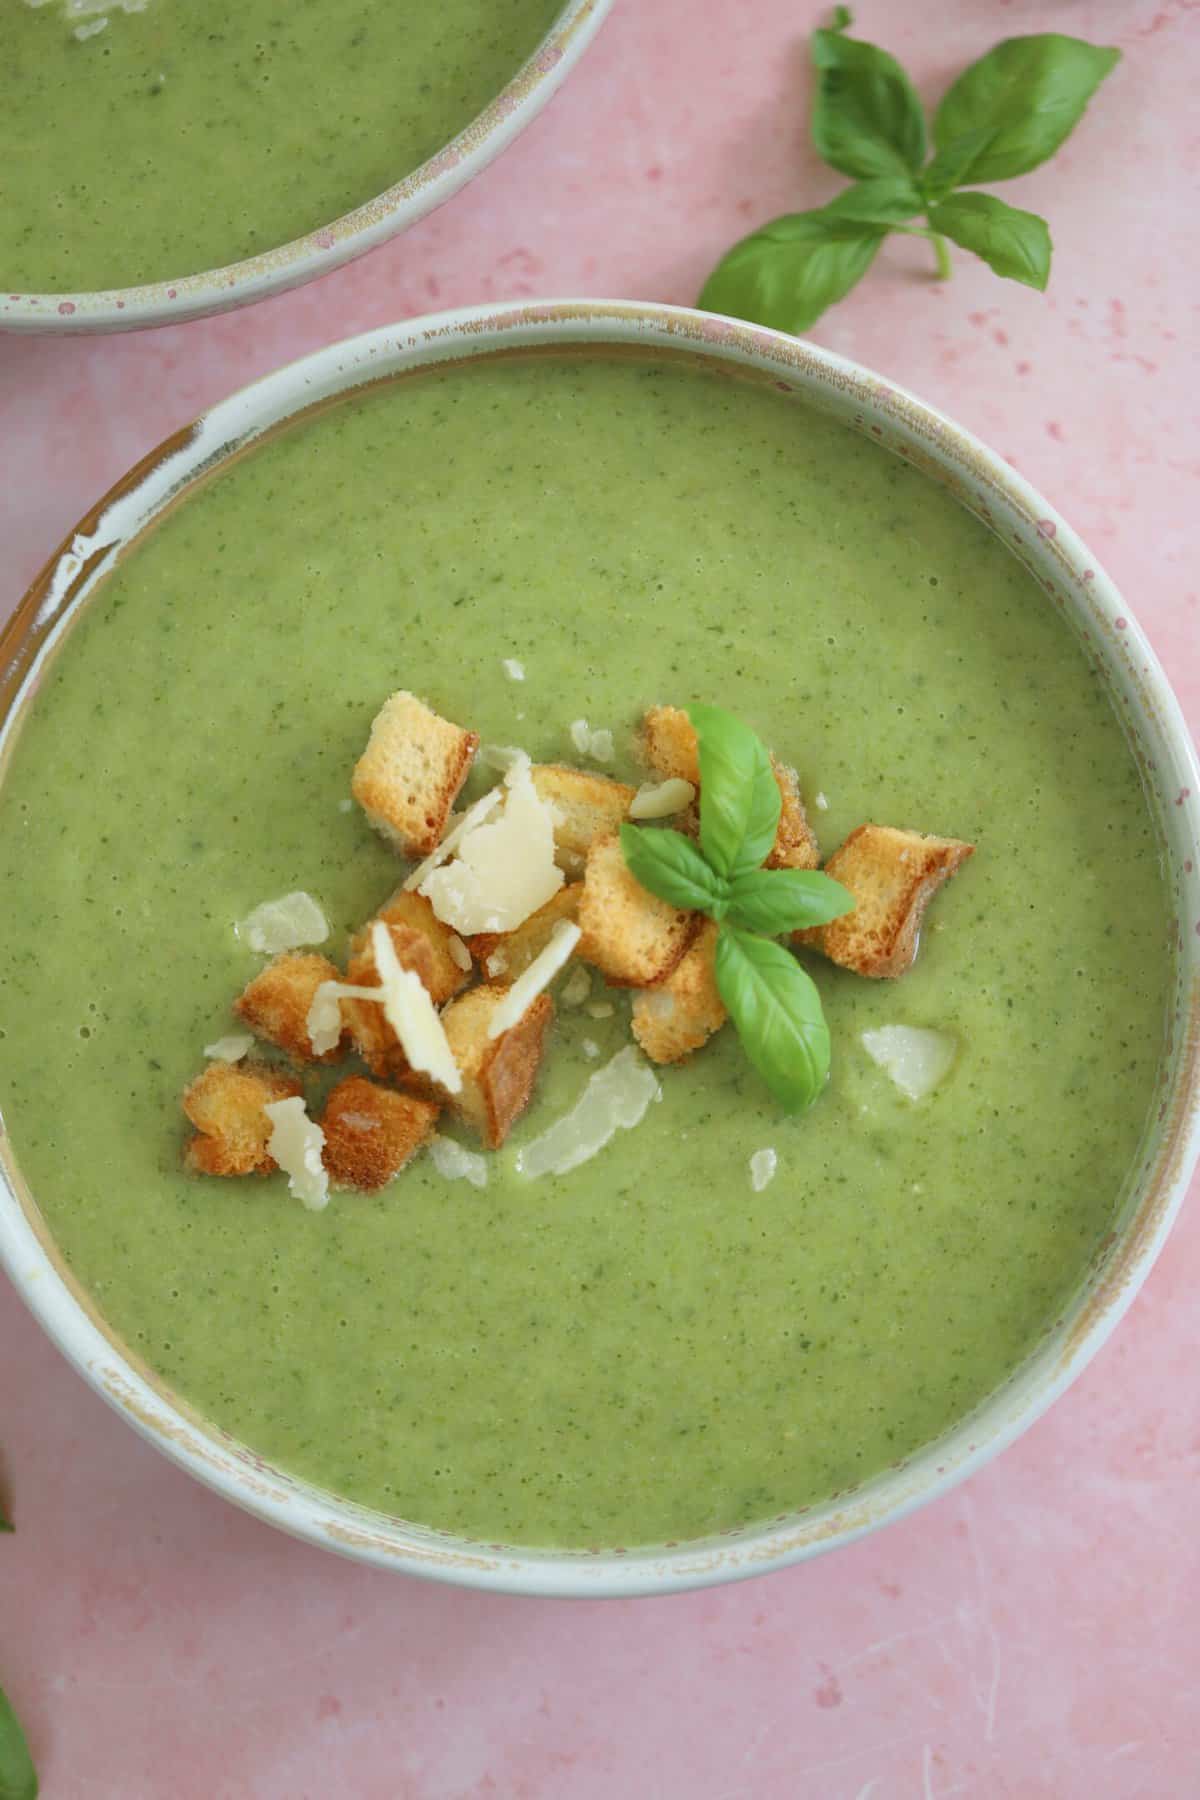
[[3, 0, 563, 293]]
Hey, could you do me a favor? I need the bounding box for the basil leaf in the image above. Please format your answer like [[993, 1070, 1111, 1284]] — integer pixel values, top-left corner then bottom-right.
[[715, 927, 831, 1113], [726, 868, 855, 936], [618, 824, 728, 916], [0, 1520, 11, 1534], [822, 176, 924, 226], [933, 35, 1120, 184], [0, 1686, 37, 1800], [920, 128, 997, 203], [688, 704, 781, 879], [929, 193, 1051, 290], [811, 13, 927, 180], [697, 211, 884, 338]]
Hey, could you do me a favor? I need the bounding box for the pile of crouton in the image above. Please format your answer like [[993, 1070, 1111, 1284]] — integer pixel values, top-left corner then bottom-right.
[[182, 692, 972, 1196]]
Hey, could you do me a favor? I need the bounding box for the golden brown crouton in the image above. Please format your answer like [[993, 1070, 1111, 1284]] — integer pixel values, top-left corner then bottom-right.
[[351, 690, 478, 858], [235, 951, 346, 1063], [435, 984, 554, 1149], [469, 883, 583, 981], [767, 759, 820, 871], [530, 765, 636, 872], [796, 824, 974, 978], [639, 706, 818, 870], [577, 833, 698, 988], [631, 919, 727, 1063], [321, 1076, 440, 1193], [182, 1060, 302, 1177], [341, 890, 470, 1078], [640, 705, 701, 784]]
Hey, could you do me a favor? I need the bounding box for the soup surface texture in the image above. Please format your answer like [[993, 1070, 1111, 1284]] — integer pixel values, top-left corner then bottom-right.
[[3, 0, 561, 291], [0, 355, 1168, 1548]]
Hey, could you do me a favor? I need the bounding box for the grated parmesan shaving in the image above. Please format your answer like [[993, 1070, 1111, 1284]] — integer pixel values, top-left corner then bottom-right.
[[263, 1097, 328, 1212], [861, 1025, 956, 1102], [487, 921, 581, 1039], [371, 922, 462, 1093], [236, 890, 328, 955], [420, 757, 562, 935], [429, 1134, 489, 1189], [815, 791, 830, 812], [402, 787, 501, 892], [567, 718, 615, 763], [629, 777, 696, 820], [203, 1033, 255, 1063], [560, 964, 591, 1008], [306, 979, 378, 1057], [749, 1147, 777, 1193], [501, 659, 526, 683], [514, 1046, 660, 1179], [585, 1000, 614, 1020], [447, 933, 473, 972], [581, 1038, 600, 1060], [478, 743, 530, 775]]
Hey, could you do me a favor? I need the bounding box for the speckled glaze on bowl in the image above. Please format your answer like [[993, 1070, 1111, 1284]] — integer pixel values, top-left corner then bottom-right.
[[0, 2, 609, 335], [1, 301, 1197, 1596]]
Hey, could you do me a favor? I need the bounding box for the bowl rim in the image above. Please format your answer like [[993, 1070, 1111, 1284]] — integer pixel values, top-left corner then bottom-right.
[[1, 298, 1198, 1597], [0, 0, 610, 335]]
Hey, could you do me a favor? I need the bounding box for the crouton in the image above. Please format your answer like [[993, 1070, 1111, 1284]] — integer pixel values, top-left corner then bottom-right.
[[640, 705, 701, 784], [639, 706, 818, 870], [434, 984, 554, 1148], [321, 1076, 440, 1192], [530, 765, 636, 872], [235, 951, 346, 1062], [342, 890, 470, 1077], [469, 883, 582, 981], [351, 690, 478, 858], [631, 919, 727, 1063], [182, 1060, 302, 1177], [767, 758, 820, 871], [796, 824, 974, 978], [577, 833, 698, 988]]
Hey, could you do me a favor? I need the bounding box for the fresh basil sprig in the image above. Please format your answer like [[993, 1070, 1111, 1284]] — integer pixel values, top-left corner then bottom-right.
[[698, 12, 1120, 334], [0, 1684, 37, 1800], [620, 706, 853, 1111]]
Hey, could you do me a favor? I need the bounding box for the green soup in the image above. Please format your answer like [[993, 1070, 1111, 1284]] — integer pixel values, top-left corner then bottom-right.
[[2, 0, 562, 292], [0, 356, 1169, 1548]]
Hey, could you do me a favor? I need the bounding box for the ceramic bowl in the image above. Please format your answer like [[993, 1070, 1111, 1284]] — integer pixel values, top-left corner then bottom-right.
[[1, 301, 1197, 1595], [0, 2, 609, 335]]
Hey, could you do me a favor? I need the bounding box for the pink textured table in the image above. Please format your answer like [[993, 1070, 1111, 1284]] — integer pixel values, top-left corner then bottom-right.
[[3, 3, 1198, 1794]]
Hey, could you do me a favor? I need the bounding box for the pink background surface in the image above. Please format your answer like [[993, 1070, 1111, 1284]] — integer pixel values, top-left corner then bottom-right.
[[3, 1, 1199, 1794]]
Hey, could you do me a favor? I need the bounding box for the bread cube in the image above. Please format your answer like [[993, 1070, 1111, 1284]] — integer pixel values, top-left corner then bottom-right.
[[530, 764, 636, 872], [631, 919, 726, 1063], [351, 690, 478, 858], [321, 1075, 440, 1192], [796, 824, 974, 978], [182, 1060, 302, 1177], [235, 951, 346, 1062], [577, 833, 698, 988], [437, 983, 554, 1149]]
